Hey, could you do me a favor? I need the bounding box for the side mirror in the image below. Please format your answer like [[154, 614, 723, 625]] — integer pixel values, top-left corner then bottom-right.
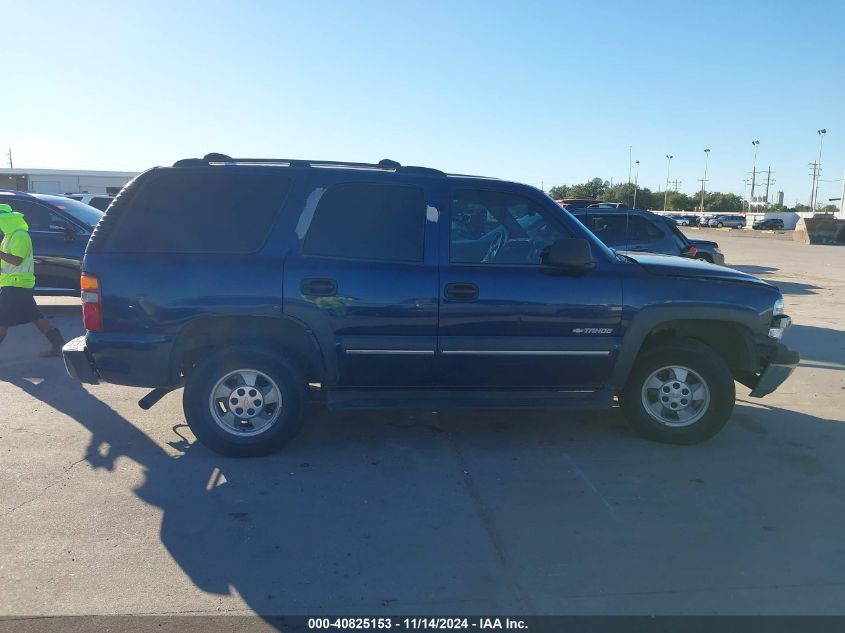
[[541, 238, 596, 272]]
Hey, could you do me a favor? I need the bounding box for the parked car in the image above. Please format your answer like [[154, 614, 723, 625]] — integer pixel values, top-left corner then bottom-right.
[[667, 215, 689, 226], [752, 218, 785, 230], [707, 214, 746, 229], [570, 208, 725, 265], [62, 154, 797, 456], [65, 193, 115, 212], [0, 190, 103, 295]]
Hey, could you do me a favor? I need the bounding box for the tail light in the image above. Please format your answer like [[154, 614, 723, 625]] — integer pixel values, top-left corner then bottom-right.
[[81, 273, 103, 332], [688, 245, 698, 257]]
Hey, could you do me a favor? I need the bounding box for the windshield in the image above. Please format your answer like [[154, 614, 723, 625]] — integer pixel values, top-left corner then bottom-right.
[[34, 194, 104, 228]]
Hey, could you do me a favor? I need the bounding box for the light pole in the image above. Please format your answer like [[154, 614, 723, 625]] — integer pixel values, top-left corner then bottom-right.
[[663, 154, 673, 212], [632, 160, 640, 209], [700, 149, 710, 214], [750, 140, 760, 211], [811, 128, 826, 211]]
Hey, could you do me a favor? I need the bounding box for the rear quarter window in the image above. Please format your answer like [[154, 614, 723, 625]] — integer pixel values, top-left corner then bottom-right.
[[303, 182, 425, 263], [103, 170, 292, 253]]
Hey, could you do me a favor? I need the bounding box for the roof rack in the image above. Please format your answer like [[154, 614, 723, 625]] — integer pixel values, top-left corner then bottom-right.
[[173, 153, 445, 176]]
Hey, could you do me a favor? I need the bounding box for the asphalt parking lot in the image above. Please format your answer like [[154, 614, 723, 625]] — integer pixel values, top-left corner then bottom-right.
[[1, 231, 844, 618]]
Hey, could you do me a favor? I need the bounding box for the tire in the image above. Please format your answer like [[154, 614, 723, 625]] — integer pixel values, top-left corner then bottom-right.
[[183, 347, 306, 457], [620, 338, 735, 445], [695, 254, 713, 263], [716, 222, 724, 228]]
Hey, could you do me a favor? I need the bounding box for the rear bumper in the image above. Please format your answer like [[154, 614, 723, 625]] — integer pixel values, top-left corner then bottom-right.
[[749, 343, 800, 397], [62, 332, 176, 387], [62, 336, 100, 385]]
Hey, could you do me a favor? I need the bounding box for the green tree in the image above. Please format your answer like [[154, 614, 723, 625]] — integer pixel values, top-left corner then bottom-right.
[[566, 179, 607, 200], [704, 192, 743, 212], [603, 182, 636, 205], [548, 185, 569, 199], [665, 192, 694, 211], [820, 204, 839, 214]]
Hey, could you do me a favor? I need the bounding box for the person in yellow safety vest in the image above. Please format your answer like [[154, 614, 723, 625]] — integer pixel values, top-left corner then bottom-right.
[[0, 203, 65, 357]]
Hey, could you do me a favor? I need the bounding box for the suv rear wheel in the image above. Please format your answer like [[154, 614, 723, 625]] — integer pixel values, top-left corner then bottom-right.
[[621, 338, 735, 444], [183, 347, 305, 456]]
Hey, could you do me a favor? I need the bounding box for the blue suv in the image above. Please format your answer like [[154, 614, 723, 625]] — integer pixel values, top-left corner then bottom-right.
[[570, 208, 725, 265], [62, 155, 797, 456]]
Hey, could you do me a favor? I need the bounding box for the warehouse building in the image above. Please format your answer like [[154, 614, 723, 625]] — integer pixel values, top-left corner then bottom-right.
[[0, 168, 138, 195]]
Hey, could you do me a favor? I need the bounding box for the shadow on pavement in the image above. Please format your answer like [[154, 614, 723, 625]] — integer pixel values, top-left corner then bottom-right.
[[3, 356, 845, 616], [788, 324, 845, 367], [731, 265, 779, 276]]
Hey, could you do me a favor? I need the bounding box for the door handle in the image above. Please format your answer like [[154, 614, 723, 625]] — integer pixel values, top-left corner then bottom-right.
[[301, 278, 338, 297], [444, 282, 479, 301]]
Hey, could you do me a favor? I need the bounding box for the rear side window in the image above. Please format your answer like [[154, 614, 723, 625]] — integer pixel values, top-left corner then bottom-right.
[[303, 183, 425, 262], [105, 170, 292, 253], [588, 215, 628, 244], [626, 216, 664, 241], [8, 200, 51, 231], [589, 214, 663, 245], [89, 197, 113, 211]]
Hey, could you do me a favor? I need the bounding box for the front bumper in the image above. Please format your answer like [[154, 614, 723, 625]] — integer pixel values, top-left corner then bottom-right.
[[62, 336, 100, 385], [749, 342, 799, 397]]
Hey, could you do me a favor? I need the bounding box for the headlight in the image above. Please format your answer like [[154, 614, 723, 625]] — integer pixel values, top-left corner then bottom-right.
[[768, 297, 790, 339]]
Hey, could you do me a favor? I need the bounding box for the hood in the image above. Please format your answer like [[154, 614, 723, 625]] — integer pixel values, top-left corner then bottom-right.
[[0, 210, 29, 235], [688, 238, 719, 248], [623, 251, 772, 287]]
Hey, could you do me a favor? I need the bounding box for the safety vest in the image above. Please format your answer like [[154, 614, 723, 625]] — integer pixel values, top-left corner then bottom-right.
[[0, 229, 36, 289]]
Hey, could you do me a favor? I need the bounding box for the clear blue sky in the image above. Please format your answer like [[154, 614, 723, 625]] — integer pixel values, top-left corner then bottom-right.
[[4, 0, 844, 206]]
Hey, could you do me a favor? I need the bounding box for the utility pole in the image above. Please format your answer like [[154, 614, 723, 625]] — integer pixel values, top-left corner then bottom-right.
[[811, 128, 826, 211], [627, 146, 632, 188], [840, 169, 845, 217], [750, 140, 760, 210], [664, 154, 673, 212], [669, 179, 682, 192], [632, 160, 640, 209], [764, 166, 772, 207], [809, 162, 818, 210], [700, 148, 710, 214], [6, 148, 11, 169]]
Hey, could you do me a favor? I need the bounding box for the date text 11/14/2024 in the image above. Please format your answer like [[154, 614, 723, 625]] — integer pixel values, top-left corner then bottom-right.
[[307, 618, 529, 630]]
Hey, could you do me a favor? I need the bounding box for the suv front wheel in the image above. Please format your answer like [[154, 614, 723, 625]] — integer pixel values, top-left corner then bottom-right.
[[621, 338, 735, 444], [183, 347, 306, 456]]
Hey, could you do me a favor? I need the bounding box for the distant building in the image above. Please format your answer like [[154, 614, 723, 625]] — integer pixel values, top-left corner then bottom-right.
[[0, 168, 138, 195], [776, 190, 784, 206]]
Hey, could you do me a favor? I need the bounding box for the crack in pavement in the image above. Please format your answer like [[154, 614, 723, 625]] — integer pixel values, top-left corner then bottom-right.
[[444, 430, 533, 615], [0, 457, 87, 518]]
